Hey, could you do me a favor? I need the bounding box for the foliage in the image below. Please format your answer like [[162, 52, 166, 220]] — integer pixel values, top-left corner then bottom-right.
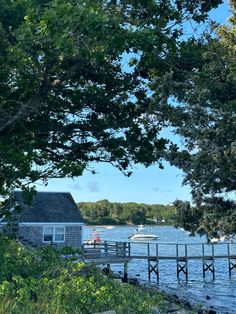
[[173, 200, 202, 235], [143, 0, 236, 235], [0, 0, 222, 196], [0, 234, 65, 282], [174, 199, 236, 239], [0, 234, 164, 313], [78, 200, 176, 225]]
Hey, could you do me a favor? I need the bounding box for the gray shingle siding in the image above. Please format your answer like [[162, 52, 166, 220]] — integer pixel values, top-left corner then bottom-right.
[[3, 191, 84, 248], [19, 225, 42, 246], [65, 225, 82, 247], [19, 224, 83, 248]]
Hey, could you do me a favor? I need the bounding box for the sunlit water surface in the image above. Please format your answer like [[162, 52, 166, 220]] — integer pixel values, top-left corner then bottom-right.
[[84, 225, 236, 314]]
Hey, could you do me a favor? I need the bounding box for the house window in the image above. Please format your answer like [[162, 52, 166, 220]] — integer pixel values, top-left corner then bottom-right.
[[54, 227, 65, 242], [43, 226, 65, 243]]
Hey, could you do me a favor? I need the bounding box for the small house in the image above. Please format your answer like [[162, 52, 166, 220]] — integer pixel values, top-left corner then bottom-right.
[[0, 191, 84, 248]]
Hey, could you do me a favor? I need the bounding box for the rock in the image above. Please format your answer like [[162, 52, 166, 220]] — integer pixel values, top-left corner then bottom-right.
[[164, 302, 181, 312], [102, 267, 110, 275], [128, 277, 139, 285], [208, 310, 216, 314], [173, 294, 179, 299], [183, 300, 191, 309], [206, 295, 211, 300]]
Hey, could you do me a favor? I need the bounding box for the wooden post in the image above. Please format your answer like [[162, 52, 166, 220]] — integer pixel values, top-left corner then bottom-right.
[[128, 242, 131, 257], [177, 259, 188, 280], [148, 259, 151, 281], [202, 244, 215, 280], [229, 258, 236, 276], [212, 244, 215, 280], [202, 243, 205, 278], [228, 243, 236, 276], [123, 262, 128, 282], [104, 241, 108, 257], [203, 258, 215, 279], [148, 259, 159, 282], [185, 244, 188, 281], [156, 243, 159, 282], [176, 245, 188, 280]]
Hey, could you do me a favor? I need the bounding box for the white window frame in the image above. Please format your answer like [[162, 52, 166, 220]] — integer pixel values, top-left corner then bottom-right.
[[43, 226, 65, 243]]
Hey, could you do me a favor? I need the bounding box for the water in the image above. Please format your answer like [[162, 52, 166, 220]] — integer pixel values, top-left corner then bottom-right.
[[84, 225, 236, 314]]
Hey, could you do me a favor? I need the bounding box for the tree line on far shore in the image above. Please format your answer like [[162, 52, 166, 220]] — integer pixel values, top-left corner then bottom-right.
[[77, 200, 176, 225]]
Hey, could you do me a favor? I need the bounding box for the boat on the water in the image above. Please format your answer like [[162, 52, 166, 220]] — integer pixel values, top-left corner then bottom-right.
[[129, 233, 159, 240], [209, 234, 234, 244], [128, 225, 158, 241], [105, 225, 115, 230], [85, 230, 101, 244]]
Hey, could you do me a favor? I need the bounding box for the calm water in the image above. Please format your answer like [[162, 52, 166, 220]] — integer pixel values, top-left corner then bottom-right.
[[84, 225, 236, 314]]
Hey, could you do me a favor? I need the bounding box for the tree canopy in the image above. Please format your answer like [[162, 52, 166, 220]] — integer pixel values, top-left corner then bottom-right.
[[78, 200, 176, 225], [1, 0, 234, 237], [154, 0, 236, 237], [0, 0, 222, 196]]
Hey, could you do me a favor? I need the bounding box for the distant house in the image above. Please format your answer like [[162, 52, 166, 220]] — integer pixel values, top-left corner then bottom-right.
[[0, 191, 84, 248]]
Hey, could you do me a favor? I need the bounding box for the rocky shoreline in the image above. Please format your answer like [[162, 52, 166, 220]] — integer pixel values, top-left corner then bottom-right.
[[155, 288, 217, 314], [102, 268, 221, 314], [127, 279, 219, 313]]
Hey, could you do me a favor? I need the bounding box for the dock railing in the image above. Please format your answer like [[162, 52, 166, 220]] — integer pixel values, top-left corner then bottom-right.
[[82, 241, 235, 260], [82, 241, 131, 259], [82, 241, 236, 280]]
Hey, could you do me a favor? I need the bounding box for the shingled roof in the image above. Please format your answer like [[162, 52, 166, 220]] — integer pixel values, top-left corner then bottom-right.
[[10, 191, 83, 223]]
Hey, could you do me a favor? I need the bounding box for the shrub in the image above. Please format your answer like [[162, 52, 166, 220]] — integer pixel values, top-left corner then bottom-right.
[[0, 235, 164, 313]]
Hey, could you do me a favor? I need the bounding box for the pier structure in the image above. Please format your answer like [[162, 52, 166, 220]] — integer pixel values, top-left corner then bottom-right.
[[82, 241, 236, 282]]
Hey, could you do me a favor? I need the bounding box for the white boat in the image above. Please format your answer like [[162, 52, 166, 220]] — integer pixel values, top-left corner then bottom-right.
[[210, 237, 219, 243], [128, 226, 158, 241], [105, 225, 115, 230], [209, 235, 234, 244], [129, 233, 159, 241]]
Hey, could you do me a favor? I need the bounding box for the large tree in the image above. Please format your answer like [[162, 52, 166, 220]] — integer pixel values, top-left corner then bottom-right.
[[0, 0, 222, 197], [149, 0, 236, 237]]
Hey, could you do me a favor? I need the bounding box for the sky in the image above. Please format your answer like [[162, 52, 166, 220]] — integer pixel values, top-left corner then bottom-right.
[[37, 1, 230, 205]]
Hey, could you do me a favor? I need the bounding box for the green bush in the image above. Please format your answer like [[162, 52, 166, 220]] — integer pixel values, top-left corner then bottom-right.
[[0, 234, 164, 313]]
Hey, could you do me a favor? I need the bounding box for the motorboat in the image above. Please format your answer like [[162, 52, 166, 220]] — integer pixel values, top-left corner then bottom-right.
[[105, 225, 115, 230], [129, 233, 159, 241], [85, 230, 101, 244], [210, 237, 219, 244], [128, 226, 159, 241], [209, 234, 234, 244]]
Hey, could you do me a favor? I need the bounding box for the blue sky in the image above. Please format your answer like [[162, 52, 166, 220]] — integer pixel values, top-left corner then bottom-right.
[[37, 1, 230, 205]]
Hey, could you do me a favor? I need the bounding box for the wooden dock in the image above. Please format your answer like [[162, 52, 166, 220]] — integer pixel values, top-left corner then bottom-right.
[[82, 241, 236, 282]]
